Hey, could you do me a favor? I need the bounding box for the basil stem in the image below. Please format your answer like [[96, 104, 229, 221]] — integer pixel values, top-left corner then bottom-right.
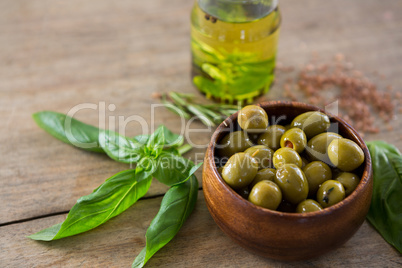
[[132, 175, 199, 268], [145, 125, 165, 157], [367, 141, 402, 253], [28, 168, 152, 241], [33, 111, 104, 153]]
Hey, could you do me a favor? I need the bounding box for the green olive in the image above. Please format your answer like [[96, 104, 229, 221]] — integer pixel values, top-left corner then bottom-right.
[[217, 131, 253, 159], [303, 161, 332, 196], [296, 199, 323, 213], [273, 147, 302, 169], [280, 128, 307, 153], [249, 168, 276, 188], [328, 138, 365, 171], [238, 105, 268, 132], [291, 111, 331, 139], [335, 172, 360, 195], [222, 153, 258, 189], [257, 125, 286, 150], [306, 132, 343, 165], [275, 164, 309, 205], [248, 180, 282, 210], [245, 145, 274, 169], [317, 180, 345, 208]]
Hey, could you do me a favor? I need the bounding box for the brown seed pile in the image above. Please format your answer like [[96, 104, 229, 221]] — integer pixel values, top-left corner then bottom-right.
[[278, 54, 401, 135]]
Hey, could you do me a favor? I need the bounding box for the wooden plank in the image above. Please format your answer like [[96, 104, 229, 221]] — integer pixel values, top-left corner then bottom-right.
[[1, 191, 400, 267]]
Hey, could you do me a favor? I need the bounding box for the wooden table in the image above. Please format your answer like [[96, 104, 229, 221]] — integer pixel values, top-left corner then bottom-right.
[[1, 0, 401, 266]]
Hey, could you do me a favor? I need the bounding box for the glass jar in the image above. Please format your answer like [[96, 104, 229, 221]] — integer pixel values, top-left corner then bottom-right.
[[191, 0, 281, 104]]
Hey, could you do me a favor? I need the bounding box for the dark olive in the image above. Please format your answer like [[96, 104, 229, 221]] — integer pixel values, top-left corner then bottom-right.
[[296, 199, 323, 213], [257, 125, 286, 150], [245, 145, 274, 169], [237, 187, 250, 199], [317, 180, 345, 208], [222, 153, 258, 189], [273, 147, 302, 169], [238, 105, 268, 132], [249, 168, 276, 188], [335, 172, 360, 195], [217, 131, 253, 159], [277, 200, 296, 213], [306, 132, 343, 165], [248, 180, 282, 210], [275, 164, 309, 205], [328, 138, 365, 171], [291, 111, 331, 139], [280, 128, 307, 153], [247, 133, 261, 144], [303, 161, 332, 196]]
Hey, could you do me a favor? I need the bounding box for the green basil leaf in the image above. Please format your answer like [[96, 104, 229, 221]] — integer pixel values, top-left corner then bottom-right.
[[33, 111, 104, 153], [146, 125, 165, 158], [99, 130, 144, 163], [28, 169, 152, 241], [153, 152, 202, 186], [367, 141, 402, 253], [132, 175, 199, 268], [161, 126, 184, 149], [133, 134, 150, 145]]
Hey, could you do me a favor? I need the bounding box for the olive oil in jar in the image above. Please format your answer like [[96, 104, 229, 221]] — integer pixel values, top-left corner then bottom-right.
[[191, 0, 281, 103]]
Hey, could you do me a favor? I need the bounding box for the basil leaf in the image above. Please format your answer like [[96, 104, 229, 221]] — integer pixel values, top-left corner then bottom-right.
[[133, 134, 150, 145], [132, 175, 199, 268], [153, 152, 202, 186], [146, 125, 165, 158], [367, 141, 402, 253], [99, 130, 144, 163], [161, 126, 184, 149], [33, 111, 104, 153], [28, 169, 152, 241]]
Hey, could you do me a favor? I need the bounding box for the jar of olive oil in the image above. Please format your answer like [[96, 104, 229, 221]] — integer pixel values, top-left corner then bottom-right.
[[191, 0, 280, 104]]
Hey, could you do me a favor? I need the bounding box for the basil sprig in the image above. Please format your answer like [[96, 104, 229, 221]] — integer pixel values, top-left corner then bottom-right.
[[132, 174, 198, 267], [367, 141, 402, 253], [33, 111, 104, 153], [29, 111, 202, 267]]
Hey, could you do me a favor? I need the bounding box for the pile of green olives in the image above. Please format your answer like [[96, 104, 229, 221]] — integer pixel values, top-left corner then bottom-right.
[[217, 105, 365, 213]]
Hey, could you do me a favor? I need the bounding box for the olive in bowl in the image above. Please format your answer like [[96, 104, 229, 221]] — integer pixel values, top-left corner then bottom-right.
[[203, 101, 373, 261]]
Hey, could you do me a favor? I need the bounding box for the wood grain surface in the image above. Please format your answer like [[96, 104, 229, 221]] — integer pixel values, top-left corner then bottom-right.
[[0, 0, 401, 266]]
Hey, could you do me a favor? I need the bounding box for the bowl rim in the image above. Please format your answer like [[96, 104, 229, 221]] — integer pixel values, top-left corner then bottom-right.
[[207, 100, 373, 219]]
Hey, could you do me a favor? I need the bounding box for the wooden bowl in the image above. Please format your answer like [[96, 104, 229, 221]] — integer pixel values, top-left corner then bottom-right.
[[203, 101, 373, 261]]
